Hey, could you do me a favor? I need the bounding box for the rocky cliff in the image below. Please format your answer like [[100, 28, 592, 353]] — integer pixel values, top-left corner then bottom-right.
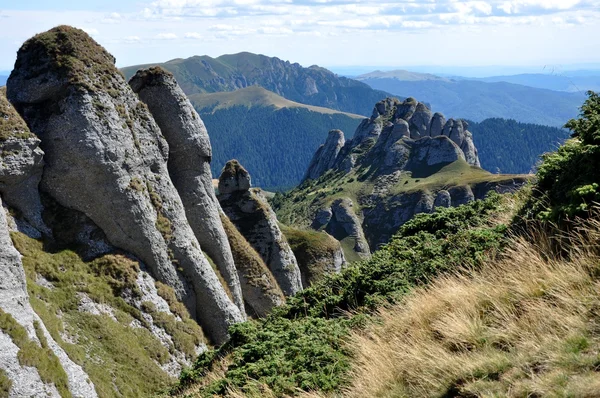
[[128, 66, 245, 314], [218, 160, 303, 296], [274, 98, 529, 258]]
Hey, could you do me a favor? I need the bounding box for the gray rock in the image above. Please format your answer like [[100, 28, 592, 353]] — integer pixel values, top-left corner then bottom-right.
[[304, 129, 345, 181], [448, 119, 466, 147], [0, 89, 48, 235], [405, 136, 465, 172], [434, 190, 451, 208], [325, 198, 370, 258], [129, 67, 245, 314], [7, 26, 243, 344], [311, 207, 333, 230], [220, 213, 285, 317], [219, 161, 303, 296], [0, 201, 98, 398], [409, 102, 432, 139], [218, 160, 251, 194], [460, 130, 481, 167], [429, 112, 446, 137], [449, 185, 475, 206]]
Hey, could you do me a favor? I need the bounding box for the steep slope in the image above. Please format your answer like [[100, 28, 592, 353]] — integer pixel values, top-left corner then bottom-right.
[[357, 75, 584, 126], [121, 52, 392, 116], [191, 87, 363, 189], [273, 97, 529, 258], [469, 118, 570, 174]]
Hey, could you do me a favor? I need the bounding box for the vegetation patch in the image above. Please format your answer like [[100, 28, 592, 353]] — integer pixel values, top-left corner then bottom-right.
[[174, 194, 512, 397], [279, 225, 342, 285], [0, 368, 11, 398], [0, 87, 34, 142], [9, 232, 189, 397], [0, 309, 71, 398]]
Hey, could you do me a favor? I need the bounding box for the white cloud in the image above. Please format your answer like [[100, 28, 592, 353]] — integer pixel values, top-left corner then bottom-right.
[[155, 32, 178, 39], [184, 32, 203, 39]]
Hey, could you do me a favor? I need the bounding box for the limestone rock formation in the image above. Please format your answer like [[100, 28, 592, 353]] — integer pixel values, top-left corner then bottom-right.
[[7, 26, 243, 343], [0, 88, 47, 235], [218, 160, 303, 296], [0, 201, 98, 398], [220, 213, 285, 317], [304, 129, 345, 181], [129, 66, 245, 314], [283, 97, 527, 256], [303, 97, 481, 183]]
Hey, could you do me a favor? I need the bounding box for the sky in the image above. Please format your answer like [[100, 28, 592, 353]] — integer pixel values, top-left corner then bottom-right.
[[0, 0, 599, 76]]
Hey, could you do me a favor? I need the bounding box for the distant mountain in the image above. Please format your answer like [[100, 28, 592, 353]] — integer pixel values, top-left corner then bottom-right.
[[469, 118, 570, 174], [473, 73, 600, 93], [356, 73, 584, 127], [357, 70, 450, 82], [122, 52, 392, 116], [191, 86, 363, 189], [0, 75, 7, 86]]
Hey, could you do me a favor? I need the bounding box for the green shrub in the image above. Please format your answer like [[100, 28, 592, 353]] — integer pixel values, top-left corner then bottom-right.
[[0, 368, 11, 398], [520, 91, 600, 222], [178, 195, 510, 396]]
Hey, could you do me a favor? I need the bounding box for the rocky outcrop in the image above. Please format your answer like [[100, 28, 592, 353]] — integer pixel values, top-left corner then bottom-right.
[[7, 26, 243, 343], [218, 160, 303, 296], [325, 199, 370, 258], [1, 200, 98, 398], [281, 226, 346, 287], [0, 88, 47, 235], [129, 67, 245, 314], [304, 129, 345, 181], [220, 213, 285, 317], [303, 97, 481, 182]]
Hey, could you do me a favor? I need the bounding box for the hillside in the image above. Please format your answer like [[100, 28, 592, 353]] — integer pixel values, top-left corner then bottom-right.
[[190, 87, 363, 189], [272, 97, 529, 260], [469, 118, 570, 174], [357, 74, 585, 126], [121, 52, 393, 116]]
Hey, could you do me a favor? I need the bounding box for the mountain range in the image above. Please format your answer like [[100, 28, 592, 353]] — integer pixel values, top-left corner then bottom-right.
[[356, 70, 585, 127], [121, 52, 392, 116]]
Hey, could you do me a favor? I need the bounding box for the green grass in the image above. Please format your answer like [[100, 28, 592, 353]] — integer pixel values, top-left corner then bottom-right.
[[0, 368, 11, 398], [10, 232, 205, 398], [0, 309, 72, 398], [0, 87, 34, 142]]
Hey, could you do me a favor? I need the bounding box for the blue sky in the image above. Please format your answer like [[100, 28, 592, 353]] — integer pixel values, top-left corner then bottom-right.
[[1, 0, 599, 75]]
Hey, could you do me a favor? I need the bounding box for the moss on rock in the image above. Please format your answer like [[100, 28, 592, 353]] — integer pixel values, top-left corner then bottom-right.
[[0, 87, 34, 142]]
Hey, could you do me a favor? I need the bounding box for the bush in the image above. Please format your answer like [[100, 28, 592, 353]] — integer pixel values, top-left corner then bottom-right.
[[521, 91, 600, 222]]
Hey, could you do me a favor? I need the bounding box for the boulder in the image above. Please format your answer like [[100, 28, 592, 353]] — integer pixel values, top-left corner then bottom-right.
[[409, 102, 432, 138], [218, 160, 303, 296], [429, 112, 446, 137], [129, 67, 245, 314], [7, 26, 243, 344], [325, 198, 370, 258]]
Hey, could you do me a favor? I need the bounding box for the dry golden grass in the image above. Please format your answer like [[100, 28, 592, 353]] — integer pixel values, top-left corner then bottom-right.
[[341, 218, 600, 398]]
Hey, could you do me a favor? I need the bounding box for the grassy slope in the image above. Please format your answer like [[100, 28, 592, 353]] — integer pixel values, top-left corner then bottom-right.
[[10, 232, 205, 398], [172, 194, 515, 397], [189, 86, 363, 118], [274, 159, 529, 229], [342, 218, 600, 397]]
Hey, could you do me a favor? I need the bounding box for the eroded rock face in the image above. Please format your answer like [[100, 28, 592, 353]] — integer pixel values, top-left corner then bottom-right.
[[129, 67, 245, 314], [303, 97, 481, 183], [325, 198, 370, 258], [218, 160, 303, 296], [0, 200, 98, 398], [0, 88, 47, 235], [7, 26, 242, 343], [304, 129, 345, 181]]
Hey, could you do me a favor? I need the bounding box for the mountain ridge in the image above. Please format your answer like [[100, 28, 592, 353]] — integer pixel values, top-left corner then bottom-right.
[[121, 52, 393, 116]]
